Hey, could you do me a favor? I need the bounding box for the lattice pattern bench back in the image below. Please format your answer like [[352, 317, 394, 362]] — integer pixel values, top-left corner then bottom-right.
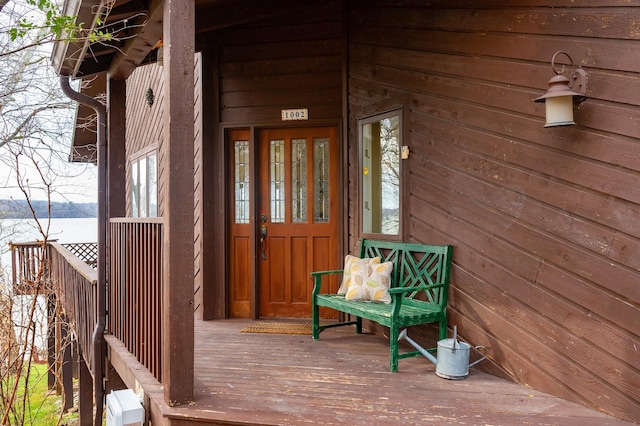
[[360, 238, 453, 308]]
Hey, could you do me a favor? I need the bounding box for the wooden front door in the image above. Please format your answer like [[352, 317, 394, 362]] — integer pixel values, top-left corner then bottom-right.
[[228, 127, 339, 318]]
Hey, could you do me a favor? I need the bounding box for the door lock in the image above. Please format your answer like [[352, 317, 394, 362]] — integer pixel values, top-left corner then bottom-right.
[[259, 224, 268, 260]]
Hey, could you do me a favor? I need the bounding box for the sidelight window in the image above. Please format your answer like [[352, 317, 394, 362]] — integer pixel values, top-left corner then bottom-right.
[[234, 140, 250, 224], [313, 137, 330, 223]]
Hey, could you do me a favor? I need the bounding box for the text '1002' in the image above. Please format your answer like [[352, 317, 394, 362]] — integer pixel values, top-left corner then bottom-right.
[[281, 109, 308, 121]]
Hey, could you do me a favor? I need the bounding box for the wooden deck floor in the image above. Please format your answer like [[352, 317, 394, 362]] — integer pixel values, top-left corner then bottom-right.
[[127, 319, 630, 425]]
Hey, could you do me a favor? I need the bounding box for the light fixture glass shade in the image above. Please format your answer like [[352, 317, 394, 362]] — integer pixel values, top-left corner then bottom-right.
[[544, 95, 575, 127], [534, 52, 588, 128]]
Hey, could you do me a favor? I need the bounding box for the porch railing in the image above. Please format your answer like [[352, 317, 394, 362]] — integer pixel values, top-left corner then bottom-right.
[[48, 242, 98, 374], [11, 219, 164, 384], [9, 241, 98, 376], [10, 242, 98, 296], [109, 218, 163, 382], [10, 241, 50, 296]]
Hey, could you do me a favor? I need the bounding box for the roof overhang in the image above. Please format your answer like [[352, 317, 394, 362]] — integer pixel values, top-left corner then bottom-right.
[[52, 0, 162, 163], [51, 0, 161, 80], [50, 0, 94, 77]]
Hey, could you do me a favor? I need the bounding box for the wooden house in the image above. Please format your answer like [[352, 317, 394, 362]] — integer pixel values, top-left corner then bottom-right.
[[41, 0, 640, 424]]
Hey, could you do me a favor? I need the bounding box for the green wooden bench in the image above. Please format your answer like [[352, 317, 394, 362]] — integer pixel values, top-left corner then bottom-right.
[[311, 238, 453, 372]]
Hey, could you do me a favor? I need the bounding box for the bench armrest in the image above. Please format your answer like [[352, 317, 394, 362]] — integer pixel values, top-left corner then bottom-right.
[[388, 283, 446, 318], [310, 269, 344, 277], [311, 269, 344, 295], [388, 283, 444, 295]]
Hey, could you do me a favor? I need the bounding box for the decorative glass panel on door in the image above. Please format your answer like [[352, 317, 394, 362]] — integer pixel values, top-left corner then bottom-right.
[[313, 137, 329, 223], [270, 139, 285, 223], [291, 138, 307, 223], [234, 140, 250, 224]]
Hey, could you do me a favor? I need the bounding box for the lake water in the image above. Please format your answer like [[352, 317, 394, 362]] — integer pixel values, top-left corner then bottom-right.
[[0, 217, 97, 269], [2, 217, 97, 244]]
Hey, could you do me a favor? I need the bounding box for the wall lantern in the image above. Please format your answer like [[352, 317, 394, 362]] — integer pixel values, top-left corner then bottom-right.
[[534, 51, 587, 127], [145, 87, 155, 106]]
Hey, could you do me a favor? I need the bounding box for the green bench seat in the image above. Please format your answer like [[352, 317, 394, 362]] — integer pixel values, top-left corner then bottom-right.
[[311, 238, 453, 372]]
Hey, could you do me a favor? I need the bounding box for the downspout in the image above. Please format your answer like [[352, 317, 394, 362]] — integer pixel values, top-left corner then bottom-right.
[[60, 75, 107, 426]]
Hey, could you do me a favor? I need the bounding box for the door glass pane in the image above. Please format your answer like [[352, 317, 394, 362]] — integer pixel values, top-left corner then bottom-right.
[[313, 137, 329, 223], [291, 138, 307, 223], [148, 152, 158, 217], [270, 139, 285, 223], [362, 113, 400, 235], [234, 140, 250, 224]]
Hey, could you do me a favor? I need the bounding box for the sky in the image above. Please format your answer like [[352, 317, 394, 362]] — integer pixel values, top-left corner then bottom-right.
[[0, 0, 98, 204], [0, 154, 98, 203]]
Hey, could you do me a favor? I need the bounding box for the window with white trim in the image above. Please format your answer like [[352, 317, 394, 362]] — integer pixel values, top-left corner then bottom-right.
[[360, 110, 401, 236], [131, 150, 157, 217]]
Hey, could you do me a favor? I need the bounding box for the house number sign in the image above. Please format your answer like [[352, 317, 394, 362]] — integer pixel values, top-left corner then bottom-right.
[[281, 108, 308, 121]]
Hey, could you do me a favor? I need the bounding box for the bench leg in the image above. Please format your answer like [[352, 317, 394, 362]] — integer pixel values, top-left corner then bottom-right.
[[355, 316, 362, 334], [389, 326, 399, 372], [439, 317, 447, 341], [312, 301, 320, 339]]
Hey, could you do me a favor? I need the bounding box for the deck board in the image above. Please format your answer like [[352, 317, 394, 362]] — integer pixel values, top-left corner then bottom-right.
[[125, 319, 630, 425]]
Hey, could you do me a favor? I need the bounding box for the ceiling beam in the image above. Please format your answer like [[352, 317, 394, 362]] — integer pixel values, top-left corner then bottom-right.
[[108, 0, 164, 80]]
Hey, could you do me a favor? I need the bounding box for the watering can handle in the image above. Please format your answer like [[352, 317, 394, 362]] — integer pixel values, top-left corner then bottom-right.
[[468, 345, 488, 368]]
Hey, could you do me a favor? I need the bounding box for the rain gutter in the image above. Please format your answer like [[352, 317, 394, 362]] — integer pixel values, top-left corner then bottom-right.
[[59, 75, 107, 426]]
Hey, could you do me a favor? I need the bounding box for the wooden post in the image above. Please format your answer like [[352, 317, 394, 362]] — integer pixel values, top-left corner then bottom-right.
[[78, 352, 93, 426], [107, 78, 127, 218], [61, 316, 73, 412], [162, 0, 195, 405], [47, 295, 55, 390], [55, 307, 61, 395]]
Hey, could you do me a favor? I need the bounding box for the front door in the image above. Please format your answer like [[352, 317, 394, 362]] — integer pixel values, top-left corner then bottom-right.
[[228, 127, 339, 318]]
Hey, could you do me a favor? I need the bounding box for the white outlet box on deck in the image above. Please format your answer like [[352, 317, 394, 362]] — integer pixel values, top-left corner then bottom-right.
[[106, 389, 144, 426]]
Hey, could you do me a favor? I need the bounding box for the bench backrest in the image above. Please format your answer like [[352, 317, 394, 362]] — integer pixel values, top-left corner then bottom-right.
[[359, 239, 453, 307]]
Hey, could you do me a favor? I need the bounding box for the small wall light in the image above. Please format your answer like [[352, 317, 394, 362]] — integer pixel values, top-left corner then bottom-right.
[[145, 87, 155, 106], [534, 51, 587, 127]]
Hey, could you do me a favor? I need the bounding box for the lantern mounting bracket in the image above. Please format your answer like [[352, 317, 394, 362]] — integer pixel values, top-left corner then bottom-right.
[[550, 51, 587, 101]]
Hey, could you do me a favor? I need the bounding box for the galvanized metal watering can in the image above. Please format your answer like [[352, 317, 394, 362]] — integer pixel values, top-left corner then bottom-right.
[[398, 326, 487, 380]]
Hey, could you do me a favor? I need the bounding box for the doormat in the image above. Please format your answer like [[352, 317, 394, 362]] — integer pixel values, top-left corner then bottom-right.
[[240, 321, 312, 335]]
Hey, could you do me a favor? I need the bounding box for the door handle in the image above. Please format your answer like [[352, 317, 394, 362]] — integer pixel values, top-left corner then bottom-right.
[[259, 224, 267, 260]]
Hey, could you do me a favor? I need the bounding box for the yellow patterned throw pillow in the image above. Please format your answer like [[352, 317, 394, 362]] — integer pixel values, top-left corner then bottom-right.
[[345, 261, 393, 304], [337, 255, 380, 295]]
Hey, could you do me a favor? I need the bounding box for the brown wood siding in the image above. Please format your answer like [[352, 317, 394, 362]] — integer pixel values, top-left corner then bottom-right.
[[216, 3, 343, 124], [125, 63, 165, 217], [348, 1, 640, 422]]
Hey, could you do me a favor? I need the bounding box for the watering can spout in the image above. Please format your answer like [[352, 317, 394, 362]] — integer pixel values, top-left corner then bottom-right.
[[398, 329, 438, 365]]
